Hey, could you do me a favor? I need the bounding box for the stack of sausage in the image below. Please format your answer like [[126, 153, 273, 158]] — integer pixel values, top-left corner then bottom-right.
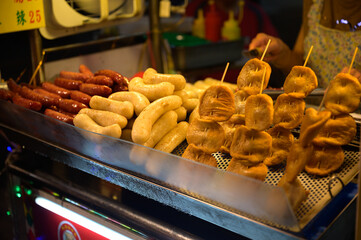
[[305, 73, 361, 176], [3, 64, 129, 125], [74, 67, 199, 153], [225, 58, 273, 181], [182, 84, 235, 167]]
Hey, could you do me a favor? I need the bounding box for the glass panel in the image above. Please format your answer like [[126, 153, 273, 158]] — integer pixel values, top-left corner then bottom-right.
[[0, 100, 298, 229]]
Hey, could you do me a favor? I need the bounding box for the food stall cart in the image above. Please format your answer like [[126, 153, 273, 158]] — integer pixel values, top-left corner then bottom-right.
[[0, 1, 360, 239]]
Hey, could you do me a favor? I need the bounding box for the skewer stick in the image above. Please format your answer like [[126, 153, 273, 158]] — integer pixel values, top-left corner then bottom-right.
[[348, 47, 358, 74], [220, 62, 230, 84], [260, 39, 271, 61], [303, 45, 313, 67], [317, 87, 328, 112], [259, 67, 267, 94], [29, 50, 46, 86]]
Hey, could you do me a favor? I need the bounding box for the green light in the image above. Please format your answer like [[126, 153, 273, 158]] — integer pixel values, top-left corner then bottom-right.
[[16, 193, 22, 198], [6, 211, 11, 216], [15, 186, 21, 192], [52, 192, 60, 197], [26, 189, 32, 195]]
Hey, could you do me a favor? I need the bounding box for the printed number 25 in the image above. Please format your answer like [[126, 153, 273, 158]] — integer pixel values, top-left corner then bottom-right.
[[29, 10, 41, 23]]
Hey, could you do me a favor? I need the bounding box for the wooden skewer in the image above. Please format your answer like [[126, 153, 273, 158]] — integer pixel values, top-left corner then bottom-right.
[[259, 66, 267, 94], [317, 87, 328, 112], [29, 50, 46, 86], [220, 62, 230, 84], [260, 39, 271, 61], [348, 47, 358, 74], [303, 45, 313, 67]]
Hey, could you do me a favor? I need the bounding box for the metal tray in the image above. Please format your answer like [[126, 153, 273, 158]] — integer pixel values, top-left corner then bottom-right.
[[0, 99, 359, 239]]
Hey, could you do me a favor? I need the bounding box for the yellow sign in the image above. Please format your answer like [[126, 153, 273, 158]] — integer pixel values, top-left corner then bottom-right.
[[0, 0, 45, 34]]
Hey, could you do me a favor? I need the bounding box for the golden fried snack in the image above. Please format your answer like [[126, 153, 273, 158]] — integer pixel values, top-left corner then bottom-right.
[[219, 114, 245, 154], [305, 145, 344, 176], [264, 126, 294, 166], [283, 66, 318, 98], [312, 114, 356, 147], [278, 175, 309, 211], [245, 93, 273, 131], [234, 89, 250, 115], [230, 125, 272, 165], [186, 118, 225, 153], [182, 143, 218, 167], [324, 73, 361, 115], [298, 108, 331, 147], [226, 159, 268, 181], [283, 141, 313, 183], [273, 93, 305, 129], [237, 58, 272, 95], [198, 85, 235, 122]]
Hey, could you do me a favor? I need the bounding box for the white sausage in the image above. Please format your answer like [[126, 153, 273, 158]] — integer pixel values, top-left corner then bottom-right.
[[128, 77, 174, 102], [154, 121, 189, 153], [132, 95, 182, 144], [73, 113, 121, 138], [108, 91, 150, 116], [79, 108, 127, 128], [89, 95, 134, 119]]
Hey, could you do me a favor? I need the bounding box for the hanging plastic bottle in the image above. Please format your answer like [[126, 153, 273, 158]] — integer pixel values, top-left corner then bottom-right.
[[205, 0, 222, 42], [192, 9, 205, 39], [221, 11, 241, 41]]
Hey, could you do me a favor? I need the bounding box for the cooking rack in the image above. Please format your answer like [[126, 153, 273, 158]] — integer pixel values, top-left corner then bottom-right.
[[0, 99, 359, 239], [173, 141, 360, 230]]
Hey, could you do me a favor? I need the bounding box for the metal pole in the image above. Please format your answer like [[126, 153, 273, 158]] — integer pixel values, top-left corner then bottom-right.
[[149, 0, 164, 72]]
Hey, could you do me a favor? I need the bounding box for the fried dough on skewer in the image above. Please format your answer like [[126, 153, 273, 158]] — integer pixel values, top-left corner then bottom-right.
[[245, 93, 274, 131], [273, 93, 305, 129], [264, 126, 294, 166], [182, 143, 218, 167], [312, 114, 356, 146], [198, 85, 235, 122], [230, 125, 272, 165], [298, 108, 331, 147], [219, 114, 245, 154], [305, 145, 344, 176], [324, 73, 361, 115], [227, 160, 268, 181], [283, 66, 318, 98], [278, 176, 309, 211], [234, 90, 251, 115], [186, 118, 225, 153], [237, 58, 272, 95]]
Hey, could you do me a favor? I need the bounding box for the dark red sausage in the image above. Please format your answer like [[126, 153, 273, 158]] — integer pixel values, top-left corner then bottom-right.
[[0, 89, 14, 101], [94, 69, 128, 91], [70, 90, 91, 105], [20, 86, 59, 107], [85, 75, 113, 87], [12, 93, 42, 111], [34, 88, 62, 102], [7, 79, 22, 93], [44, 108, 74, 124], [20, 83, 37, 89], [79, 83, 112, 97], [54, 78, 82, 90], [42, 82, 71, 98], [59, 70, 91, 82], [59, 99, 87, 114], [79, 64, 94, 76]]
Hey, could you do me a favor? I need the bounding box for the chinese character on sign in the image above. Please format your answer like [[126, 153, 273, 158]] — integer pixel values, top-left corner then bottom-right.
[[17, 10, 26, 25]]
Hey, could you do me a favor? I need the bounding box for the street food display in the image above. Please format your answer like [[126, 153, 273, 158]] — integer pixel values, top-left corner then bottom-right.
[[0, 46, 360, 226]]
